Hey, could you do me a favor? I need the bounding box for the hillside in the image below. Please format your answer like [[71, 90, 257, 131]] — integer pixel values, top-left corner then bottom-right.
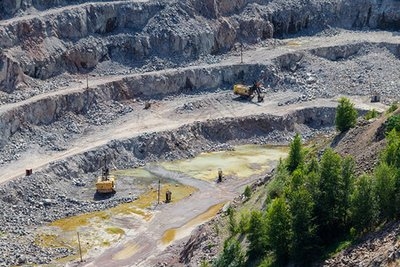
[[172, 112, 400, 267]]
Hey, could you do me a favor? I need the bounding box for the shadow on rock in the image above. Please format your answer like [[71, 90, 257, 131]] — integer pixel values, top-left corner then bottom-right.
[[330, 130, 346, 148], [93, 191, 116, 201], [232, 96, 263, 106]]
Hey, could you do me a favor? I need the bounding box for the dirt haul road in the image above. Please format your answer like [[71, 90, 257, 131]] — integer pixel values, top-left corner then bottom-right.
[[0, 29, 392, 266], [0, 30, 393, 186], [0, 90, 380, 186]]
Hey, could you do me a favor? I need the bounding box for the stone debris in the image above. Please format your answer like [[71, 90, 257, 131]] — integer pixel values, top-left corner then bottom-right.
[[0, 0, 399, 266]]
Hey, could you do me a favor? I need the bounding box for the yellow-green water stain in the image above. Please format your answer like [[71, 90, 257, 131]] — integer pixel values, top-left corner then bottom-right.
[[160, 144, 288, 181], [36, 183, 197, 263], [161, 202, 226, 245]]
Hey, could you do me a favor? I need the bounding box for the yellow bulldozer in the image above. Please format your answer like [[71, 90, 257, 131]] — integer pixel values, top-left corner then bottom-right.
[[96, 156, 116, 194], [233, 81, 264, 102]]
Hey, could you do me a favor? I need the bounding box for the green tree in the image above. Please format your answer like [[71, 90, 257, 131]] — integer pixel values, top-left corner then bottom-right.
[[335, 97, 358, 132], [374, 163, 397, 219], [238, 210, 251, 234], [394, 172, 400, 217], [243, 185, 252, 199], [340, 156, 355, 225], [350, 174, 378, 234], [381, 129, 400, 168], [257, 257, 275, 267], [265, 197, 292, 264], [379, 130, 400, 216], [286, 168, 305, 197], [213, 238, 245, 267], [306, 156, 320, 174], [247, 210, 267, 261], [305, 170, 321, 206], [289, 186, 318, 264], [267, 159, 290, 201], [228, 207, 238, 236], [287, 133, 303, 173], [316, 148, 344, 243], [386, 114, 400, 133]]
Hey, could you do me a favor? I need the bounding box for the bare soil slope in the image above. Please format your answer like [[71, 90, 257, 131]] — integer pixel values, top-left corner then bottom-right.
[[332, 115, 388, 175]]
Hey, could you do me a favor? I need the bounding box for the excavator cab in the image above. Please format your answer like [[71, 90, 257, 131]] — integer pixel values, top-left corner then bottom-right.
[[96, 156, 116, 194], [233, 81, 264, 102]]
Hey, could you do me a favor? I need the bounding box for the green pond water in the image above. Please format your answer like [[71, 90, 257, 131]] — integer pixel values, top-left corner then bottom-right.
[[160, 144, 288, 181]]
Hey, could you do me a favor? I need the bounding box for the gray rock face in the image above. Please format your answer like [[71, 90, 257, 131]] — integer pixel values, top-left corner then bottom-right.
[[1, 37, 399, 154], [0, 54, 25, 93], [0, 63, 258, 140], [1, 0, 22, 17], [0, 107, 335, 265], [1, 0, 400, 92]]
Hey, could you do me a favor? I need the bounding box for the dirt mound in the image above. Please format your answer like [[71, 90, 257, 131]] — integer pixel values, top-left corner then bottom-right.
[[325, 221, 400, 267], [332, 115, 388, 174]]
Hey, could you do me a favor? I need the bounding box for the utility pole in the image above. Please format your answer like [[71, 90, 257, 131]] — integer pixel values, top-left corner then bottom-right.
[[86, 75, 89, 89], [240, 42, 243, 64], [77, 232, 83, 262], [157, 179, 161, 204]]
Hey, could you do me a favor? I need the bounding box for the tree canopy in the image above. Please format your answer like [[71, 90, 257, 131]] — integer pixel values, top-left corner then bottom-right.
[[335, 97, 357, 132], [287, 133, 303, 173]]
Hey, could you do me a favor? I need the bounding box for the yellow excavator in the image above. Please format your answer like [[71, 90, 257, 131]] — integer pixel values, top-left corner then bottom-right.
[[233, 81, 264, 102], [96, 156, 116, 194]]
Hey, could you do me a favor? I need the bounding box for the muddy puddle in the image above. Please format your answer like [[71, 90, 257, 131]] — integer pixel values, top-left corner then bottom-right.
[[36, 144, 287, 263], [160, 144, 288, 181], [161, 202, 226, 246]]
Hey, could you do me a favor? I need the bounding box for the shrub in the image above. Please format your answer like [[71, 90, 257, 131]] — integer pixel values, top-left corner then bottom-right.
[[386, 114, 400, 134], [244, 185, 252, 199], [287, 133, 303, 173], [364, 109, 379, 120], [213, 239, 245, 267], [386, 102, 398, 114], [238, 210, 251, 234], [228, 208, 238, 235], [335, 97, 358, 132]]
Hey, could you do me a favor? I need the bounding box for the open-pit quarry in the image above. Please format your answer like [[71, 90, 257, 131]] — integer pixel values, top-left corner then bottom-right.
[[0, 0, 399, 266]]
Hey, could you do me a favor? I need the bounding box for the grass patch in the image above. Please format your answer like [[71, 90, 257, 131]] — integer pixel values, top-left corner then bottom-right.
[[50, 211, 110, 231], [365, 109, 379, 120], [386, 103, 398, 114], [109, 183, 197, 222], [323, 238, 353, 259], [35, 234, 70, 248], [106, 227, 125, 235]]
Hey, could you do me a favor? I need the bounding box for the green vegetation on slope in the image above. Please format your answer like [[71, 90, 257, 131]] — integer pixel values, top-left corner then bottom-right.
[[214, 107, 400, 266]]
